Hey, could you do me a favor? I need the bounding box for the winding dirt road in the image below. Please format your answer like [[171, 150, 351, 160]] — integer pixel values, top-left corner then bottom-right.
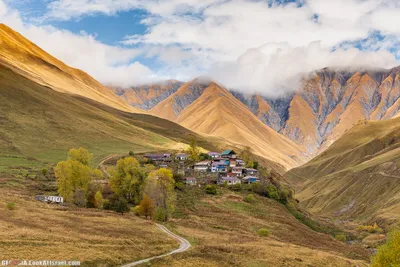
[[121, 224, 191, 267]]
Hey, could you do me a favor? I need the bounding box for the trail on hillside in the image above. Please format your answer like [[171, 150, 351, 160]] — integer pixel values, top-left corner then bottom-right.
[[98, 154, 118, 177], [121, 224, 191, 267]]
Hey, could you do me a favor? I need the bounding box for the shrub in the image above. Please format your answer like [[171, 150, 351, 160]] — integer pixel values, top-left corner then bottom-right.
[[40, 168, 48, 176], [155, 207, 168, 222], [265, 184, 279, 201], [128, 151, 135, 156], [231, 183, 241, 191], [205, 185, 217, 195], [175, 182, 185, 191], [73, 189, 87, 207], [257, 228, 270, 237], [372, 229, 400, 266], [132, 205, 141, 216], [6, 202, 16, 210], [279, 187, 290, 204], [335, 233, 347, 242], [357, 223, 383, 234], [244, 194, 256, 203], [103, 195, 130, 214]]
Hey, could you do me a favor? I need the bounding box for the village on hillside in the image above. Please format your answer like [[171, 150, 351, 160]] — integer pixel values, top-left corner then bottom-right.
[[143, 149, 260, 186]]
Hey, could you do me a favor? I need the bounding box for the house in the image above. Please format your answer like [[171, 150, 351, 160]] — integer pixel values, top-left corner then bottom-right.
[[221, 150, 237, 159], [236, 159, 245, 166], [226, 172, 237, 178], [208, 152, 221, 159], [218, 176, 241, 185], [242, 176, 260, 184], [214, 157, 230, 165], [175, 153, 188, 161], [232, 167, 244, 177], [245, 168, 259, 176], [211, 162, 228, 173], [229, 158, 237, 167], [194, 161, 211, 172], [184, 177, 197, 186], [144, 153, 171, 162]]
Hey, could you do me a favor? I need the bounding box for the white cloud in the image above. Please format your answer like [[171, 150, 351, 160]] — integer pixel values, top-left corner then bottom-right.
[[0, 0, 156, 87], [211, 42, 398, 97], [3, 0, 400, 93]]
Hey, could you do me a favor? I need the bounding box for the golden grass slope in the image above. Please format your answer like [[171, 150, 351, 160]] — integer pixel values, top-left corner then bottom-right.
[[0, 23, 141, 113], [285, 117, 400, 226], [167, 82, 308, 170]]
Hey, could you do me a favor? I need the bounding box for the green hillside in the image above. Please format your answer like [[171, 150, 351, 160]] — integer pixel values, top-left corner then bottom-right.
[[0, 65, 222, 176], [285, 118, 400, 226]]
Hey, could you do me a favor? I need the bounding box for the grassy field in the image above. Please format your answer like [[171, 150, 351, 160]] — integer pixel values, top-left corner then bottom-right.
[[0, 188, 178, 267], [145, 188, 370, 267], [285, 118, 400, 227]]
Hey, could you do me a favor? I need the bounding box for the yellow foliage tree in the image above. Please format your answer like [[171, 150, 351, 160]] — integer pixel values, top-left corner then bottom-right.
[[68, 147, 93, 166], [144, 168, 176, 221], [109, 157, 145, 204], [94, 191, 104, 209], [186, 138, 201, 162], [372, 229, 400, 266], [139, 195, 155, 219]]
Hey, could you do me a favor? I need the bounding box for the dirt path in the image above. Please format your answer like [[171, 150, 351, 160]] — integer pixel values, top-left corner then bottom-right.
[[121, 224, 191, 267], [98, 154, 118, 177]]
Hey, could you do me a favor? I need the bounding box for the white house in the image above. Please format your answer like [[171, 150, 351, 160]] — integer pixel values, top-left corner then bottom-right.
[[218, 176, 241, 185], [175, 153, 188, 161], [194, 161, 211, 172], [208, 152, 221, 159], [184, 177, 197, 185]]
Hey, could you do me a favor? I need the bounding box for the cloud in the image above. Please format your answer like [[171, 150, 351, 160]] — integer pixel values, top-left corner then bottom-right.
[[4, 0, 400, 94], [0, 0, 156, 87], [210, 42, 398, 97]]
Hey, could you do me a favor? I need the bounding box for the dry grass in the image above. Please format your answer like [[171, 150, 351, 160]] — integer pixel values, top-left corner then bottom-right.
[[0, 189, 178, 267], [147, 188, 370, 267]]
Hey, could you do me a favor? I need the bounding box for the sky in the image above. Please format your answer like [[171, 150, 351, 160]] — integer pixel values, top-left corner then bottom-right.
[[1, 0, 400, 96]]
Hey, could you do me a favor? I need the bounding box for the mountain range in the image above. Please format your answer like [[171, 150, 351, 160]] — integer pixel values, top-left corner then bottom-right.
[[120, 68, 400, 156]]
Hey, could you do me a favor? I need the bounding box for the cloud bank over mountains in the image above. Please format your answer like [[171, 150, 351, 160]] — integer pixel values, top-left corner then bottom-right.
[[1, 0, 400, 95]]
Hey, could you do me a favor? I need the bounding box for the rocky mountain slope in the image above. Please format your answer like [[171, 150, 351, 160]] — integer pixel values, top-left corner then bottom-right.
[[111, 80, 183, 110], [0, 23, 141, 113], [233, 68, 400, 154], [150, 80, 308, 170], [285, 117, 400, 226]]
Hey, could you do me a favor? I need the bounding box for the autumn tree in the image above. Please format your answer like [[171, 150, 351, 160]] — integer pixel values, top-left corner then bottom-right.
[[187, 138, 201, 162], [240, 146, 256, 168], [108, 157, 146, 204], [144, 168, 176, 221], [372, 228, 400, 266], [55, 158, 92, 202], [139, 195, 155, 219], [94, 191, 104, 208], [68, 147, 93, 166]]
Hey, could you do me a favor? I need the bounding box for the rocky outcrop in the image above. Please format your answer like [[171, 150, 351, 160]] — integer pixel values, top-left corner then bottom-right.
[[233, 67, 400, 154]]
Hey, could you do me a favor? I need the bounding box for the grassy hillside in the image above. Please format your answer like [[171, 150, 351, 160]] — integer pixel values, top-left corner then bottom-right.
[[285, 117, 400, 226], [0, 65, 223, 179], [0, 188, 178, 267], [0, 23, 139, 113], [147, 188, 369, 266]]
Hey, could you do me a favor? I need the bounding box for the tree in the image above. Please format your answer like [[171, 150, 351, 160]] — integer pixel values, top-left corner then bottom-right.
[[103, 194, 130, 214], [55, 159, 92, 202], [68, 148, 93, 166], [205, 185, 217, 195], [372, 229, 400, 267], [94, 191, 104, 208], [144, 168, 176, 221], [187, 138, 201, 162], [73, 189, 87, 207], [265, 184, 279, 201], [139, 195, 155, 219], [109, 157, 145, 204]]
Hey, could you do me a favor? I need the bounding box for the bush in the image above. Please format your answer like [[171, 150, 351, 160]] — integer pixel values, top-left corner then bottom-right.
[[265, 184, 279, 201], [205, 185, 217, 195], [257, 228, 270, 237], [372, 229, 400, 266], [103, 195, 130, 214], [40, 168, 48, 176], [244, 194, 256, 203], [175, 182, 185, 191], [128, 151, 135, 156], [6, 202, 16, 210], [155, 207, 168, 222], [335, 233, 347, 242], [132, 205, 141, 216], [231, 183, 241, 191], [73, 189, 87, 207], [357, 223, 383, 234]]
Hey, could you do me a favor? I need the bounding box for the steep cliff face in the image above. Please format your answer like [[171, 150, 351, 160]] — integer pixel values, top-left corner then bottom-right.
[[233, 68, 400, 154], [111, 80, 184, 110]]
